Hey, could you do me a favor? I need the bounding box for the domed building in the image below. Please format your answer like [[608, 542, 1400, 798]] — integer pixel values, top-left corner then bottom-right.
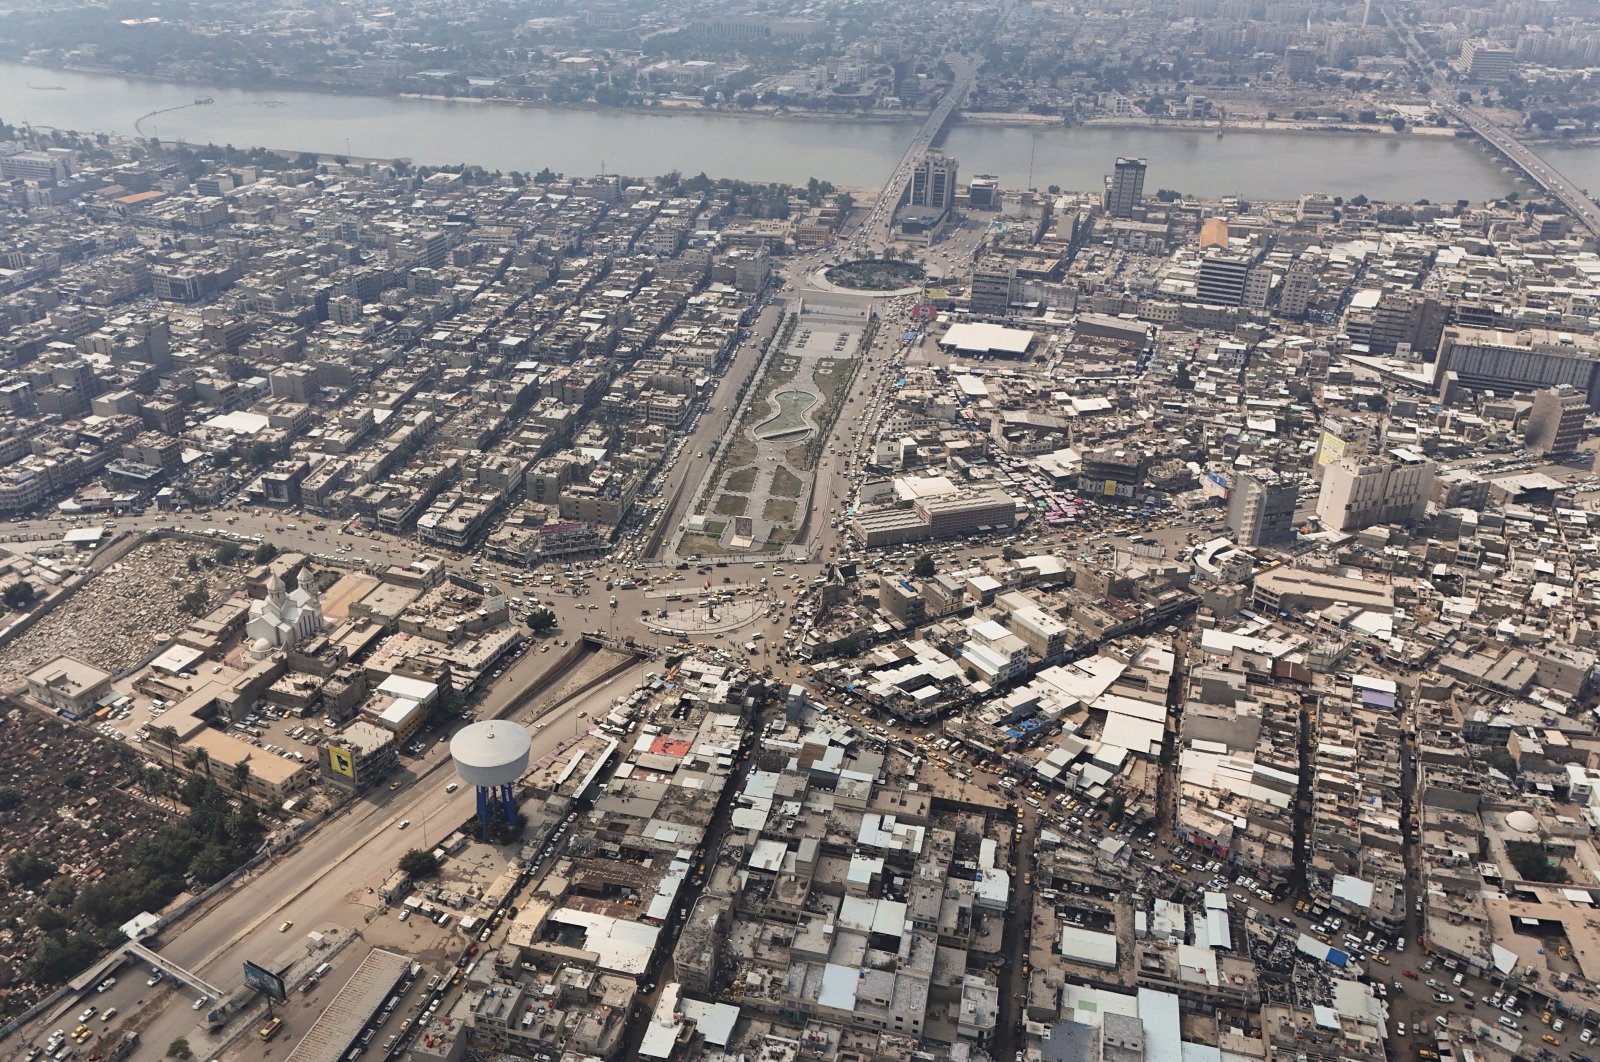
[[245, 573, 324, 656]]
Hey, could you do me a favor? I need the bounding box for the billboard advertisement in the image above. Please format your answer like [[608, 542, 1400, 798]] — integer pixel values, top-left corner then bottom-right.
[[1316, 430, 1346, 469], [243, 960, 287, 1002], [327, 746, 355, 778]]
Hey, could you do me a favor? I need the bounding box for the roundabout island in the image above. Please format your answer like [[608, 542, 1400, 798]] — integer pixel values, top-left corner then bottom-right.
[[823, 258, 926, 294]]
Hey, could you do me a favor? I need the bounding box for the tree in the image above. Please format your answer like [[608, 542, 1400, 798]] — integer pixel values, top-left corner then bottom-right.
[[0, 785, 20, 810], [524, 607, 557, 635], [181, 583, 211, 616], [912, 554, 936, 578], [1001, 546, 1023, 561], [1390, 116, 1407, 132], [1482, 746, 1518, 777], [167, 1039, 193, 1060], [1506, 840, 1569, 883], [7, 850, 53, 886], [398, 849, 441, 878], [184, 747, 212, 780], [252, 542, 278, 564], [213, 541, 241, 565], [230, 761, 250, 793], [188, 845, 233, 885], [2, 581, 36, 611], [248, 440, 278, 466]]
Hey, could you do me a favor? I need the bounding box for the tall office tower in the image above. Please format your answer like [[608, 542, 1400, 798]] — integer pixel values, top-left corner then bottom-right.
[[1228, 471, 1300, 547], [1525, 385, 1588, 455], [1459, 40, 1515, 82], [1315, 451, 1435, 532], [1368, 292, 1448, 357], [1196, 253, 1253, 306], [1278, 261, 1318, 317], [1284, 46, 1318, 82], [909, 153, 958, 210], [968, 262, 1017, 315], [1105, 157, 1147, 219]]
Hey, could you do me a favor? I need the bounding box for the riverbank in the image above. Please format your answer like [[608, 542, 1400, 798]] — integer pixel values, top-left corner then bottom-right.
[[0, 58, 1537, 200], [1078, 115, 1463, 139], [11, 57, 1470, 143]]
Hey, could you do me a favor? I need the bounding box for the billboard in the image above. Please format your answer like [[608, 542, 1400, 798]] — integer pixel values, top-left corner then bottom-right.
[[243, 960, 287, 1002], [1315, 429, 1347, 470], [327, 746, 355, 778]]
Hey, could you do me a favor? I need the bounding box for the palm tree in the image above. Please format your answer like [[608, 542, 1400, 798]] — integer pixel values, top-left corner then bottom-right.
[[189, 846, 229, 884], [230, 760, 250, 794], [183, 748, 211, 779]]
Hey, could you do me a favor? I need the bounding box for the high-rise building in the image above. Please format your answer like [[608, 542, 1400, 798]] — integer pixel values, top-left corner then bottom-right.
[[968, 262, 1016, 315], [1436, 326, 1600, 406], [1315, 451, 1435, 532], [1368, 292, 1448, 357], [1105, 158, 1147, 219], [1278, 261, 1318, 317], [1196, 253, 1253, 306], [1459, 40, 1515, 82], [909, 153, 958, 210], [1284, 46, 1318, 82], [1228, 471, 1300, 547], [1525, 385, 1588, 455]]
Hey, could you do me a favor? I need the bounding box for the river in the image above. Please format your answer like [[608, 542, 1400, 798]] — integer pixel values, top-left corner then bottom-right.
[[0, 60, 1573, 202]]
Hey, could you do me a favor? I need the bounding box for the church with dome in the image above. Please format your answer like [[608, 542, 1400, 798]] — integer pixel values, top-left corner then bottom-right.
[[246, 573, 325, 656]]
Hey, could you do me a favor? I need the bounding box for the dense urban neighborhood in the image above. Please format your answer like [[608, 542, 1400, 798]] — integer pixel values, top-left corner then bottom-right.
[[11, 3, 1600, 1062]]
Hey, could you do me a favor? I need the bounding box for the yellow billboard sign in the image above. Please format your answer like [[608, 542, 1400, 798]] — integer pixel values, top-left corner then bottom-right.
[[327, 746, 355, 778], [1316, 430, 1346, 469]]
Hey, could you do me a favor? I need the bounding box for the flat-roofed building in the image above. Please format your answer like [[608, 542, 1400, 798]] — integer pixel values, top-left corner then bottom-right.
[[1438, 326, 1600, 407], [1315, 451, 1434, 532], [25, 656, 112, 717], [1525, 384, 1588, 455]]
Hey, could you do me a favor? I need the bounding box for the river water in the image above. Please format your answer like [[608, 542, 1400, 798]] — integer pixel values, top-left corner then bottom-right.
[[0, 60, 1577, 202]]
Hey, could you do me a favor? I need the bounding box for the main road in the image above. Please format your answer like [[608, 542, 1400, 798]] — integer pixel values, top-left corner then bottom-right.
[[1440, 100, 1600, 237], [856, 54, 982, 251], [1381, 5, 1597, 236]]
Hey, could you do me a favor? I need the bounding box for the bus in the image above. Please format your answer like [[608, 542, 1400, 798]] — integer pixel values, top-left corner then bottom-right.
[[259, 1018, 284, 1042]]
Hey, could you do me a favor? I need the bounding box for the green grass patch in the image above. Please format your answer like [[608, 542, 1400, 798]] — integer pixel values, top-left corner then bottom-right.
[[763, 497, 796, 522], [813, 358, 854, 418], [724, 466, 758, 493], [770, 466, 803, 498], [678, 531, 781, 557], [713, 494, 748, 517]]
